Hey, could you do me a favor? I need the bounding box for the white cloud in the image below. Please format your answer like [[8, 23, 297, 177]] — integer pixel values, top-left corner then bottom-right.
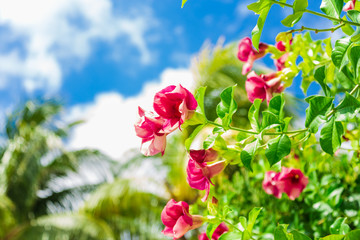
[[0, 0, 157, 93], [66, 68, 194, 160]]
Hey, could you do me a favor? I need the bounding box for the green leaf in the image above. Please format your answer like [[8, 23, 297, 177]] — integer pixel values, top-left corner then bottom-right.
[[347, 10, 360, 23], [252, 4, 271, 50], [248, 99, 262, 132], [181, 0, 188, 8], [294, 0, 308, 11], [320, 117, 344, 155], [345, 229, 360, 240], [320, 235, 345, 240], [218, 231, 243, 240], [241, 139, 259, 172], [281, 12, 304, 27], [281, 0, 308, 27], [246, 207, 262, 236], [320, 0, 343, 24], [341, 21, 355, 36], [349, 45, 360, 78], [185, 124, 205, 151], [330, 218, 350, 235], [314, 65, 331, 96], [216, 86, 238, 128], [239, 216, 247, 230], [195, 86, 207, 117], [274, 225, 291, 240], [203, 134, 227, 151], [247, 0, 272, 14], [331, 37, 352, 70], [291, 230, 312, 240], [335, 92, 360, 119], [265, 135, 291, 166], [184, 112, 207, 126], [261, 111, 281, 130], [268, 94, 285, 119], [206, 223, 219, 240], [305, 96, 334, 133]]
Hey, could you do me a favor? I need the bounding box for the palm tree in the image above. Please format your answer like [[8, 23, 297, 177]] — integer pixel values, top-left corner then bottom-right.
[[0, 99, 175, 240], [0, 100, 118, 239]]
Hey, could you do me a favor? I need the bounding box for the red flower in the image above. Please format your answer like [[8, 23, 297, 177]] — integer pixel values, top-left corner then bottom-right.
[[245, 71, 283, 103], [274, 40, 292, 71], [262, 171, 282, 198], [277, 167, 309, 200], [161, 199, 204, 239], [274, 53, 289, 71], [198, 222, 229, 240], [134, 107, 167, 156], [275, 41, 287, 51], [237, 37, 268, 75], [154, 84, 197, 132], [343, 0, 356, 11], [186, 149, 225, 201], [263, 167, 308, 200]]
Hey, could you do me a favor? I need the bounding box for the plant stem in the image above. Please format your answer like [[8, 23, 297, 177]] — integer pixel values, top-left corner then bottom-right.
[[287, 24, 345, 34], [265, 128, 308, 135], [223, 219, 243, 232], [326, 84, 360, 119], [270, 0, 360, 27], [292, 133, 311, 146], [206, 121, 258, 134], [206, 121, 308, 135]]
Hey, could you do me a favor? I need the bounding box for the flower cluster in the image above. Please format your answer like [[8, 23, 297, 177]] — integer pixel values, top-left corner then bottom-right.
[[186, 149, 226, 201], [135, 85, 197, 156], [237, 38, 292, 103], [245, 71, 283, 103], [237, 37, 268, 75], [262, 167, 308, 200], [161, 199, 204, 239]]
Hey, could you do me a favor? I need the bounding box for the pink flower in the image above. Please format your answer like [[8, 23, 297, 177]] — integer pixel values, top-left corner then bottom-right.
[[186, 150, 225, 201], [276, 41, 287, 52], [274, 53, 289, 71], [161, 199, 204, 239], [245, 71, 284, 103], [189, 149, 218, 164], [198, 222, 229, 240], [277, 167, 308, 200], [343, 0, 356, 11], [274, 40, 292, 70], [153, 85, 197, 132], [262, 171, 282, 198], [237, 37, 268, 75], [134, 107, 167, 156]]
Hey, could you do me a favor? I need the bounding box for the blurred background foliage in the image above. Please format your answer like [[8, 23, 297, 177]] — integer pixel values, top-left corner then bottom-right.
[[1, 39, 359, 240]]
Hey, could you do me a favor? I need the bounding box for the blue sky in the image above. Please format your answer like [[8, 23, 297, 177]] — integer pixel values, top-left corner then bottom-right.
[[0, 0, 344, 158]]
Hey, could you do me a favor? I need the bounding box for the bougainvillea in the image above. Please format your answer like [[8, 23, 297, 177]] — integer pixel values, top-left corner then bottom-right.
[[137, 0, 360, 239]]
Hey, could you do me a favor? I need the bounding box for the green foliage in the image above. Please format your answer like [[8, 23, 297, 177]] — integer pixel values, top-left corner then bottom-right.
[[314, 65, 331, 96], [320, 117, 344, 155], [305, 96, 334, 133], [335, 92, 360, 120], [320, 0, 343, 24], [251, 1, 272, 50], [241, 139, 260, 172], [332, 37, 352, 71], [281, 0, 308, 27], [248, 99, 262, 132], [265, 134, 291, 166], [216, 86, 238, 128]]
